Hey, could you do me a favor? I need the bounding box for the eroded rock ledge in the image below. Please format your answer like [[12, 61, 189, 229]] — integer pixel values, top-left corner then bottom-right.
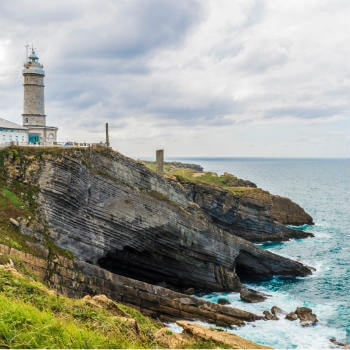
[[0, 244, 261, 328], [177, 178, 314, 242], [2, 146, 312, 294]]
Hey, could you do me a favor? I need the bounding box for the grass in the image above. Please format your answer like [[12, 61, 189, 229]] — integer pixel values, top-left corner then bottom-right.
[[168, 168, 272, 200], [0, 268, 229, 349], [142, 162, 172, 172], [0, 269, 160, 348], [0, 177, 72, 261], [0, 183, 40, 256]]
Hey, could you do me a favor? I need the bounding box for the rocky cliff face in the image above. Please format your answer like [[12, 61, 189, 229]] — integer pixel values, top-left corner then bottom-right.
[[178, 179, 313, 242], [2, 147, 312, 293]]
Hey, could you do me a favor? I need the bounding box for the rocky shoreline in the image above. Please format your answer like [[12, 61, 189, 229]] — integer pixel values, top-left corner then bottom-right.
[[0, 145, 317, 347]]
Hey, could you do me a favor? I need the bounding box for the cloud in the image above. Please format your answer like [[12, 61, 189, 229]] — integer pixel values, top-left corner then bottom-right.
[[265, 105, 348, 120], [0, 0, 349, 157]]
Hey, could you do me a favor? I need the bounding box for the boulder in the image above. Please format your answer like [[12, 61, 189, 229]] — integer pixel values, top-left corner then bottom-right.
[[263, 310, 279, 321], [240, 288, 270, 303], [285, 312, 298, 321], [271, 306, 287, 317], [295, 307, 318, 326], [218, 298, 230, 305]]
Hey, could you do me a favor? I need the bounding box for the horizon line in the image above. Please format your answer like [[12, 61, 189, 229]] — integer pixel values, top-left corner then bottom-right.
[[138, 155, 349, 160]]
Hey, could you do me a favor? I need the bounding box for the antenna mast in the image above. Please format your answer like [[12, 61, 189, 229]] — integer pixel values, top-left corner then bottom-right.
[[25, 44, 29, 61]]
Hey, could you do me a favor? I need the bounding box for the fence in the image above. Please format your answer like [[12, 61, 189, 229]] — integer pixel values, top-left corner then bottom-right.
[[0, 141, 107, 149]]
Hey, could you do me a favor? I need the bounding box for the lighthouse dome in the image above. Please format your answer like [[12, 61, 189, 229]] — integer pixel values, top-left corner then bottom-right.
[[28, 48, 39, 62]]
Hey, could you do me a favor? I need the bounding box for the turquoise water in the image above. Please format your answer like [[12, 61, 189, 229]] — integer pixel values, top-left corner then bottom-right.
[[169, 158, 350, 348]]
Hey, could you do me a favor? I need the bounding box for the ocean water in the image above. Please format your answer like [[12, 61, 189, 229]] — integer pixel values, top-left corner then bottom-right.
[[168, 157, 350, 349]]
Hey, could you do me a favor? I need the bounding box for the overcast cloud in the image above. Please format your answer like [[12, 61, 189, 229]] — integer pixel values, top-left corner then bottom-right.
[[0, 0, 349, 157]]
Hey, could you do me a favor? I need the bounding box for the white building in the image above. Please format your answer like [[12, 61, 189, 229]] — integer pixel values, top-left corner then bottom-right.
[[0, 46, 58, 147], [0, 117, 28, 145]]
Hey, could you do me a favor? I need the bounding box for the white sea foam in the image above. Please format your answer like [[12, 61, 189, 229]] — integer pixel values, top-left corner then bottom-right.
[[166, 315, 345, 349], [167, 293, 346, 349], [199, 286, 346, 348]]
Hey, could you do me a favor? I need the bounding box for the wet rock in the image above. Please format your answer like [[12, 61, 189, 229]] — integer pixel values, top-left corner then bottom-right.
[[295, 307, 318, 326], [329, 337, 350, 348], [271, 306, 287, 317], [263, 310, 279, 321], [285, 312, 298, 321], [218, 298, 230, 305], [240, 288, 270, 303], [183, 287, 195, 295]]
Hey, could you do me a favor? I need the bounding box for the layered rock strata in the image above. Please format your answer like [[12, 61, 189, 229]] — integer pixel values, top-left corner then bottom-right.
[[3, 147, 312, 294], [0, 244, 261, 327], [178, 179, 314, 242]]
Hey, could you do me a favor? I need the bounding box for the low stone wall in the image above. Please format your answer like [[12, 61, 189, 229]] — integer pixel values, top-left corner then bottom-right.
[[0, 243, 261, 328]]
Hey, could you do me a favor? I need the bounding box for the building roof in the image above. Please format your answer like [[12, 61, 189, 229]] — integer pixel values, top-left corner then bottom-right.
[[0, 117, 27, 130]]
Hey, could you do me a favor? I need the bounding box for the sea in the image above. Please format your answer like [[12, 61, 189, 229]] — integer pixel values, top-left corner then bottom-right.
[[167, 157, 350, 349]]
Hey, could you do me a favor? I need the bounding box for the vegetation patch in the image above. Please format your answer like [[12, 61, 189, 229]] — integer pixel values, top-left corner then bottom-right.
[[142, 161, 172, 172], [0, 148, 73, 260], [0, 268, 228, 349], [170, 169, 256, 188], [167, 168, 274, 201]]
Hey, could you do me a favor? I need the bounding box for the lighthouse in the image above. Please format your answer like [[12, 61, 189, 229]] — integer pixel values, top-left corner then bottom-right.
[[22, 46, 58, 144]]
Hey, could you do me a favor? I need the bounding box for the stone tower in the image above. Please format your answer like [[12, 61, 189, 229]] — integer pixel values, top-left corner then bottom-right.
[[22, 46, 58, 144]]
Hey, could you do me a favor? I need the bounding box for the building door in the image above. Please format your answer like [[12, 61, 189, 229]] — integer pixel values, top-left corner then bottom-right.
[[29, 134, 40, 144]]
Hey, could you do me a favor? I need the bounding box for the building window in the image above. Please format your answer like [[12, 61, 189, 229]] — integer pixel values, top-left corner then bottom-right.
[[15, 135, 18, 141], [2, 135, 5, 141], [22, 136, 25, 142], [9, 135, 12, 141], [25, 118, 29, 124], [49, 133, 54, 139]]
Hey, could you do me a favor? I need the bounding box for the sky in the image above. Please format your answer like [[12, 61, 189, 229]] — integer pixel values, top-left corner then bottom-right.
[[0, 0, 349, 158]]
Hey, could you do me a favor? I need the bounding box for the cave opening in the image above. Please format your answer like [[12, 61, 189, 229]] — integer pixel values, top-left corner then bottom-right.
[[97, 246, 183, 291]]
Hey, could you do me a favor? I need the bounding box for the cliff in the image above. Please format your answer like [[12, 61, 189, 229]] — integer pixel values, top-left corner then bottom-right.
[[0, 146, 312, 296], [168, 169, 314, 242], [0, 261, 272, 349]]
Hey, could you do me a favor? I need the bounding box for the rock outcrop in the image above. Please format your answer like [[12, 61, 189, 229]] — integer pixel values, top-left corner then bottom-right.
[[176, 321, 272, 349], [295, 307, 318, 326], [240, 287, 270, 303], [178, 179, 314, 242], [0, 243, 261, 327], [285, 311, 298, 321], [1, 146, 313, 294]]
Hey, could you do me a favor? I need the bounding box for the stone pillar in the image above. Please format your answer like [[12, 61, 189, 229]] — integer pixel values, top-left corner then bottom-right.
[[156, 149, 164, 176], [105, 122, 110, 147]]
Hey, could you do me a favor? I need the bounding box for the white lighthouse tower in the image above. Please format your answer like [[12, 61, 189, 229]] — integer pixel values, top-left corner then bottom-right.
[[22, 46, 58, 144]]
